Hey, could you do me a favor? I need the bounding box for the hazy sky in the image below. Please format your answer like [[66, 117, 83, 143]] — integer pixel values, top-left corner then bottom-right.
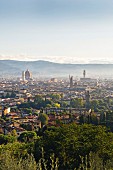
[[0, 0, 113, 63]]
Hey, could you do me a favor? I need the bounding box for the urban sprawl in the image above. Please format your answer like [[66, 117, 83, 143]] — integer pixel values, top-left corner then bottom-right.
[[0, 69, 113, 135]]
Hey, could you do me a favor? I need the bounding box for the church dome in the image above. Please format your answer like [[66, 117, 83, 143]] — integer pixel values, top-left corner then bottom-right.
[[25, 69, 31, 80]]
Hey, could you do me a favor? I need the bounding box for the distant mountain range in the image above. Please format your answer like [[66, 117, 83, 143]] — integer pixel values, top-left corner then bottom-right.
[[0, 60, 113, 78]]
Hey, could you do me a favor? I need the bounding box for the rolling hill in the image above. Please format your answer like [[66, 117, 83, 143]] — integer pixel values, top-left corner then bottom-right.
[[0, 60, 113, 78]]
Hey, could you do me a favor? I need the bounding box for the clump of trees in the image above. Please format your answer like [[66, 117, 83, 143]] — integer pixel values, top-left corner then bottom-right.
[[37, 124, 113, 169], [1, 124, 113, 169], [0, 151, 37, 170]]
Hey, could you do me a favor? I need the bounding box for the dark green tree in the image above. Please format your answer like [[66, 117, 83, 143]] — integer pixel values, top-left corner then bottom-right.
[[38, 113, 48, 127]]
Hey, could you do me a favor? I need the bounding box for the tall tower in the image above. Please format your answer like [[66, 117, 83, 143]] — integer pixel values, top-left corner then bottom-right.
[[69, 75, 73, 88], [85, 90, 90, 109], [83, 70, 86, 78], [22, 71, 25, 81]]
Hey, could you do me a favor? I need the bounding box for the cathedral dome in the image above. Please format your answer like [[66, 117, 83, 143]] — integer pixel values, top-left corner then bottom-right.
[[25, 69, 31, 80]]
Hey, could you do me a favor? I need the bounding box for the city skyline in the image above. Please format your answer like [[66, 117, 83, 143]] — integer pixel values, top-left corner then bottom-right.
[[0, 0, 113, 63]]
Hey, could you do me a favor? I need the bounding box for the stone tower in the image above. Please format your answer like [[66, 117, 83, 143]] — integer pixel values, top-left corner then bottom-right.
[[85, 90, 90, 109], [69, 75, 73, 88], [83, 70, 86, 78]]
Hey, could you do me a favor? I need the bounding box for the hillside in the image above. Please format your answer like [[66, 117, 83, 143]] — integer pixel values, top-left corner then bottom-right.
[[0, 60, 113, 78]]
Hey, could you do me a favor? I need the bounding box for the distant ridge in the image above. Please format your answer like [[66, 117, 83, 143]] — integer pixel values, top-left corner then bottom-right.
[[0, 60, 113, 78], [0, 59, 113, 64]]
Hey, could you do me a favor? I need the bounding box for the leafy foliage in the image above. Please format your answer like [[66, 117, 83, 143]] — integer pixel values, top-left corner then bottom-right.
[[38, 113, 48, 127], [1, 124, 113, 169]]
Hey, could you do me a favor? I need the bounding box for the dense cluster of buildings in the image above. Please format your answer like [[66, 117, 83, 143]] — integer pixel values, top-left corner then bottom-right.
[[0, 69, 113, 135]]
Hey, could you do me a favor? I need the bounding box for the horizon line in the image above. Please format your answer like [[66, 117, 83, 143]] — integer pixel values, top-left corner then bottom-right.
[[0, 59, 113, 64]]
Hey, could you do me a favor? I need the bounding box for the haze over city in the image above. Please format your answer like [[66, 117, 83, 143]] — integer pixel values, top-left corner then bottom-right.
[[2, 1, 113, 169], [0, 0, 113, 63]]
